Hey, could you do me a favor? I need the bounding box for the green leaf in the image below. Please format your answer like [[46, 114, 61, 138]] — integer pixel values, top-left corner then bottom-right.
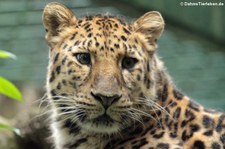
[[0, 123, 12, 130], [0, 77, 22, 101], [0, 50, 16, 59], [0, 123, 21, 136]]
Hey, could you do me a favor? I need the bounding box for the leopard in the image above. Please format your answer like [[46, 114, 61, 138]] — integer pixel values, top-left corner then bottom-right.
[[42, 2, 225, 149]]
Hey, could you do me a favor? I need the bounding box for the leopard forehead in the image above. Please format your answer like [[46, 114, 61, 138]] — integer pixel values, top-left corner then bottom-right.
[[58, 15, 143, 59], [44, 4, 164, 58], [78, 15, 132, 35]]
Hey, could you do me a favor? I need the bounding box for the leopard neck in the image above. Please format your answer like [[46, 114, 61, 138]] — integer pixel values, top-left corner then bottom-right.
[[157, 75, 184, 107]]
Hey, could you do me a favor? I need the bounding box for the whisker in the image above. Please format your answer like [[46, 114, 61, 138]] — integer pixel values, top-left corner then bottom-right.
[[127, 110, 144, 127], [149, 104, 162, 128], [130, 107, 158, 123], [133, 96, 174, 121]]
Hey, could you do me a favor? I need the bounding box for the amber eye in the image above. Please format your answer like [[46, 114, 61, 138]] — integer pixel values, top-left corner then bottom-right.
[[122, 57, 138, 69], [75, 53, 91, 65]]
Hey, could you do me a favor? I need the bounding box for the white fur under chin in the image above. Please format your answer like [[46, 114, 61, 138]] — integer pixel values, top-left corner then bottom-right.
[[51, 122, 74, 149], [51, 120, 120, 149]]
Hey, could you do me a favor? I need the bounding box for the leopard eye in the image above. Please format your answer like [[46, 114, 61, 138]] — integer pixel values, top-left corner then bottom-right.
[[122, 57, 138, 69], [75, 53, 91, 65]]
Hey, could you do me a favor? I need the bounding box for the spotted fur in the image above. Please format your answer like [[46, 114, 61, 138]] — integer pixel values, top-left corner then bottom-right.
[[43, 2, 225, 149]]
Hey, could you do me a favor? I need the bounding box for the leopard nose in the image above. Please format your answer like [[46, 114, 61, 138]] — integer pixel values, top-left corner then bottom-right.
[[91, 92, 121, 109]]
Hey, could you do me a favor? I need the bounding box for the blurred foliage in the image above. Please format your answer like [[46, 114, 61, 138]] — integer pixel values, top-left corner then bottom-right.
[[0, 77, 22, 101], [0, 50, 22, 101], [0, 50, 22, 133], [0, 123, 21, 136], [0, 50, 16, 59]]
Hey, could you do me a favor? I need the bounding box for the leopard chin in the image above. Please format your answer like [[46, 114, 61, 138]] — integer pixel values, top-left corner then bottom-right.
[[79, 116, 121, 134]]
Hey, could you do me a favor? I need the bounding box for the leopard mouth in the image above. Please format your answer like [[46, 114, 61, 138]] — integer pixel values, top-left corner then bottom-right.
[[92, 113, 114, 125], [79, 112, 121, 134]]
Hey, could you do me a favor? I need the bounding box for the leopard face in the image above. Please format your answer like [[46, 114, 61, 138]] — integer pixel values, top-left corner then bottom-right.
[[43, 3, 164, 135]]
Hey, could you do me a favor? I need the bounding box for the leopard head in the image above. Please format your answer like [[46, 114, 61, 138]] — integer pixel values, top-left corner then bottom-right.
[[43, 2, 164, 135]]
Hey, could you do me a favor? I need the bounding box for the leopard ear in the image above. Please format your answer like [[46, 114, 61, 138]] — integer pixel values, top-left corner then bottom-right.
[[133, 11, 164, 47], [42, 2, 77, 41]]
